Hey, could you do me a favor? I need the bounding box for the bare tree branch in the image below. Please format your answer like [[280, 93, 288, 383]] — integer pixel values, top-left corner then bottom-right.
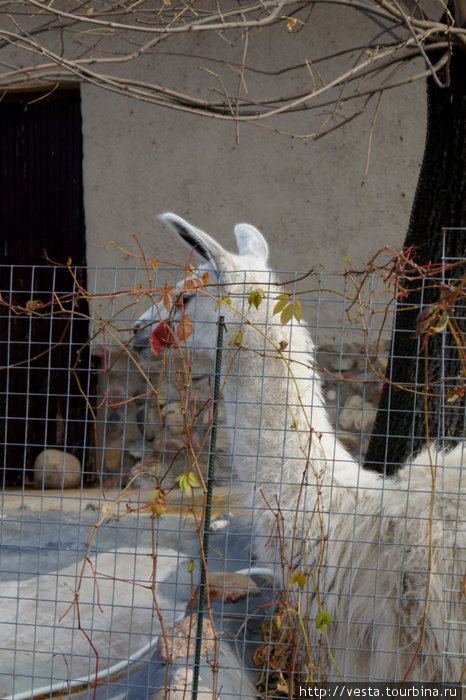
[[0, 0, 464, 139]]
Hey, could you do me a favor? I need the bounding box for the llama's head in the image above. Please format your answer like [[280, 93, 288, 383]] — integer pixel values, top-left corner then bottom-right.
[[132, 213, 274, 358]]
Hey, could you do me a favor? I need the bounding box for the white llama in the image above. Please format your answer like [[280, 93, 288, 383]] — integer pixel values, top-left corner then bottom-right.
[[134, 214, 465, 684]]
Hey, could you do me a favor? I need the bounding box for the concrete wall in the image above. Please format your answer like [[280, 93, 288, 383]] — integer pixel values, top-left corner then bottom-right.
[[0, 2, 429, 342], [81, 5, 426, 281], [1, 4, 431, 477], [0, 3, 420, 347]]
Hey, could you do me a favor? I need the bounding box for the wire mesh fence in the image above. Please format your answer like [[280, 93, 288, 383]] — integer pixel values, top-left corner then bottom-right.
[[0, 226, 465, 699]]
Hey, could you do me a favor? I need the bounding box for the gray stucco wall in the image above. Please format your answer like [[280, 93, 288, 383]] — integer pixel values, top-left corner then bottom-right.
[[0, 3, 429, 343], [80, 7, 426, 278]]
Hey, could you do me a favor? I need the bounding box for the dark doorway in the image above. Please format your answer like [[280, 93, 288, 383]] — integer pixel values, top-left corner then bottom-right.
[[0, 87, 94, 486]]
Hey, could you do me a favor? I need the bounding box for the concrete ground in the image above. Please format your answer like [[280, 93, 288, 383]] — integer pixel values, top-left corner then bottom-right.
[[0, 486, 267, 699]]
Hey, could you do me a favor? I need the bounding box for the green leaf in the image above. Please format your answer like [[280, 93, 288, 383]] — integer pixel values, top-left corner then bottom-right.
[[273, 294, 302, 325], [176, 473, 191, 496], [248, 288, 265, 310], [293, 299, 303, 323], [280, 303, 293, 325], [176, 471, 201, 497], [431, 310, 449, 334], [273, 294, 290, 316], [215, 295, 232, 311], [290, 569, 307, 589], [187, 472, 201, 489], [187, 559, 196, 573], [315, 610, 331, 634], [229, 330, 244, 347]]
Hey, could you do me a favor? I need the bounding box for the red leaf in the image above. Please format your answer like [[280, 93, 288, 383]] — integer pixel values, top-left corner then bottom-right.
[[177, 315, 193, 342], [159, 286, 176, 311], [150, 322, 173, 357]]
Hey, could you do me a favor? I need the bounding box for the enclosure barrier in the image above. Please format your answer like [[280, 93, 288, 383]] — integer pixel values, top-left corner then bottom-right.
[[0, 236, 464, 699]]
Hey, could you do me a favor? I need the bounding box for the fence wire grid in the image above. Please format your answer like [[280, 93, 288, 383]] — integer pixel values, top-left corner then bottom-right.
[[0, 237, 465, 699]]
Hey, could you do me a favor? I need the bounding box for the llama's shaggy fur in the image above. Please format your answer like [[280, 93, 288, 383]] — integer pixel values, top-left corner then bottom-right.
[[134, 214, 465, 683]]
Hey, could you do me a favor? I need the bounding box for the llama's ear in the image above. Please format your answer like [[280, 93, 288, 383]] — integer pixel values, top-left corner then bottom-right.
[[234, 224, 269, 266], [159, 213, 226, 265]]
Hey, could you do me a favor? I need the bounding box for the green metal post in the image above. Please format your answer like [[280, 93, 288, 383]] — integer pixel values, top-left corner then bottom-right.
[[191, 316, 225, 699]]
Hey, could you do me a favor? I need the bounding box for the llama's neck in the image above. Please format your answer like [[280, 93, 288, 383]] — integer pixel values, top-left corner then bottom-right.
[[220, 315, 359, 498], [218, 311, 381, 574]]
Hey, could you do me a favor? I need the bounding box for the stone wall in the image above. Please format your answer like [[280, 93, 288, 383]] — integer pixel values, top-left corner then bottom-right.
[[318, 350, 387, 459], [94, 345, 387, 488], [95, 351, 231, 489]]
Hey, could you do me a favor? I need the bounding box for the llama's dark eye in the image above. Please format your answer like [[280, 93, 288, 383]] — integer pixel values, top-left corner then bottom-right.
[[177, 292, 193, 308], [174, 292, 186, 308]]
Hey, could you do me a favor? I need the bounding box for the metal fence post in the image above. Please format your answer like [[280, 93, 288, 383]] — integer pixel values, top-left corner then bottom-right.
[[192, 315, 225, 699]]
